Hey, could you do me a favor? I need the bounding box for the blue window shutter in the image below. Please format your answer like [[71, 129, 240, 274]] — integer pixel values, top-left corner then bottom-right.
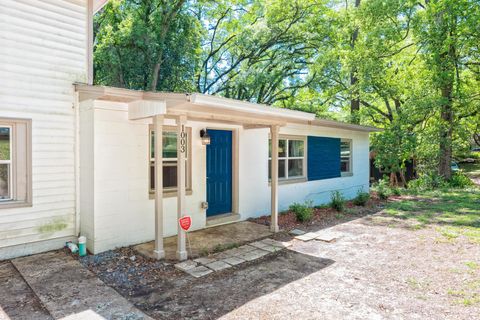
[[307, 136, 341, 181]]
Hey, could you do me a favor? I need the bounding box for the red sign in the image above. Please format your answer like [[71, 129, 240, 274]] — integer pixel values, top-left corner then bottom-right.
[[179, 216, 192, 231]]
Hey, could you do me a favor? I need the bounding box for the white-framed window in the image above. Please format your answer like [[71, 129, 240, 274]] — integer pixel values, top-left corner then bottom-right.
[[149, 126, 192, 194], [269, 136, 306, 181], [0, 118, 32, 208], [341, 139, 352, 175]]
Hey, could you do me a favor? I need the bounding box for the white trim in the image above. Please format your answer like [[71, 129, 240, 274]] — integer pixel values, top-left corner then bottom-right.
[[190, 93, 315, 121], [93, 0, 110, 13]]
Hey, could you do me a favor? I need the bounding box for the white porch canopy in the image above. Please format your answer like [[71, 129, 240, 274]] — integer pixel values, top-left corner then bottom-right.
[[75, 84, 378, 261]]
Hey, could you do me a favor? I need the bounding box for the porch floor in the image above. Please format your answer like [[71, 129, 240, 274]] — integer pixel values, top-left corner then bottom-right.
[[134, 221, 273, 260]]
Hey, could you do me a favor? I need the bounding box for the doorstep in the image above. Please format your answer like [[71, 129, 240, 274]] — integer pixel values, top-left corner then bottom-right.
[[206, 213, 241, 227]]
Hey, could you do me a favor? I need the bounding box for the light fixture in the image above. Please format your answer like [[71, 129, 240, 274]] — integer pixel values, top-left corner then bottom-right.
[[200, 129, 211, 145]]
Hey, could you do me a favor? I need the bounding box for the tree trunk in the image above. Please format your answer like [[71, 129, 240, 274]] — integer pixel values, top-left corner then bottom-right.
[[438, 91, 453, 179], [350, 0, 361, 123]]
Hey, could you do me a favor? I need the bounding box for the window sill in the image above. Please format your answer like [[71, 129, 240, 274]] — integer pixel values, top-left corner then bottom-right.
[[269, 177, 307, 186], [341, 172, 353, 177], [0, 200, 32, 209], [149, 190, 193, 199]]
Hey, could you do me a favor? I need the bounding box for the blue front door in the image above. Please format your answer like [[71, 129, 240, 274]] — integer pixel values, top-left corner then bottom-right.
[[206, 129, 232, 216]]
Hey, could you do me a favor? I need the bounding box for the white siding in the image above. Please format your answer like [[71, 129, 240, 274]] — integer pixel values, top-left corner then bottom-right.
[[0, 0, 87, 259]]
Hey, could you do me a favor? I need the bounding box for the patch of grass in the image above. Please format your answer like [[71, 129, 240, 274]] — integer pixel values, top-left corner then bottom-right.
[[465, 261, 479, 270], [212, 242, 239, 254], [384, 188, 480, 242]]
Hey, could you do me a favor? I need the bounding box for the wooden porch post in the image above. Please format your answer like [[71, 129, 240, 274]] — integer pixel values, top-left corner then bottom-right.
[[153, 115, 165, 259], [270, 125, 279, 233], [176, 115, 188, 260]]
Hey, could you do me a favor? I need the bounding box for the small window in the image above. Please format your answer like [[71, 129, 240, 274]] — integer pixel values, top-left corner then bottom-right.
[[149, 127, 191, 193], [0, 118, 31, 207], [0, 127, 12, 200], [269, 137, 305, 181], [341, 139, 352, 175]]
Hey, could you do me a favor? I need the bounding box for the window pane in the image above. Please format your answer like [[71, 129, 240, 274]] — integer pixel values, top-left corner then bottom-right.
[[341, 160, 350, 173], [0, 164, 9, 200], [150, 161, 189, 190], [163, 164, 177, 188], [278, 140, 286, 157], [268, 159, 286, 179], [288, 159, 303, 177], [341, 141, 350, 156], [0, 127, 10, 160], [163, 132, 177, 158], [269, 139, 287, 158], [288, 140, 304, 157]]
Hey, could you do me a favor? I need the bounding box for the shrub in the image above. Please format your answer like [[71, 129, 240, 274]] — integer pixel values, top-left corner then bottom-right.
[[353, 189, 370, 206], [448, 171, 474, 188], [289, 201, 313, 222], [391, 187, 402, 196], [330, 191, 345, 211], [375, 177, 391, 199], [408, 172, 449, 191]]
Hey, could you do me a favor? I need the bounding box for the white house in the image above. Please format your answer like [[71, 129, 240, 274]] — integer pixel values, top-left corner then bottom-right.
[[0, 0, 379, 261]]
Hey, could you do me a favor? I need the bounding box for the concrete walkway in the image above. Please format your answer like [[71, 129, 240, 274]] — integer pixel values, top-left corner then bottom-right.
[[1, 251, 150, 320]]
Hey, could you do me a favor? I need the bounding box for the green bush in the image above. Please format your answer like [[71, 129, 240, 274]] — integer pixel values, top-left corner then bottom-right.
[[375, 177, 391, 199], [330, 191, 345, 211], [408, 172, 448, 191], [289, 201, 313, 222], [353, 189, 370, 206], [448, 171, 474, 188], [391, 187, 402, 196]]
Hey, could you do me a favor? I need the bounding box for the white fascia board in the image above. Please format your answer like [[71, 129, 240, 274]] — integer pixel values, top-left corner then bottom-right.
[[189, 93, 315, 121], [129, 100, 167, 120], [93, 0, 110, 13]]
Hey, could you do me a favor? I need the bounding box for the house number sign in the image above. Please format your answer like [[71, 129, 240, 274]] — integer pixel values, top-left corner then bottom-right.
[[180, 125, 187, 154]]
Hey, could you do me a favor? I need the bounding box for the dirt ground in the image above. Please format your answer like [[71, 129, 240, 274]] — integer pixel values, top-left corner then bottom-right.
[[78, 194, 479, 320]]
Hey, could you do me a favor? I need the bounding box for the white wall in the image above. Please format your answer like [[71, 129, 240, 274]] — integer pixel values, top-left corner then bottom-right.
[[0, 0, 88, 259], [239, 125, 370, 219], [83, 100, 370, 254]]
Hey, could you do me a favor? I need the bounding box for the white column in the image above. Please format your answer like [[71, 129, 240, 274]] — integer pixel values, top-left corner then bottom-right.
[[153, 115, 165, 259], [270, 125, 279, 233], [176, 115, 188, 260]]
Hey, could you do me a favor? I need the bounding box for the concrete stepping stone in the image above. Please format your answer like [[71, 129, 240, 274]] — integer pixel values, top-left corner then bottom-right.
[[249, 241, 270, 249], [260, 238, 291, 248], [315, 232, 340, 242], [221, 256, 245, 266], [206, 260, 231, 271], [294, 232, 318, 241], [239, 249, 269, 261], [289, 229, 306, 236], [194, 257, 216, 265], [174, 260, 197, 272], [186, 266, 213, 278]]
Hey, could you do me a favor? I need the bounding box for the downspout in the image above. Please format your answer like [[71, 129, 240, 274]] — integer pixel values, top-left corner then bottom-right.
[[74, 90, 81, 236]]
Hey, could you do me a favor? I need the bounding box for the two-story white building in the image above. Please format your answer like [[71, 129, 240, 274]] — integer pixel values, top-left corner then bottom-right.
[[0, 0, 378, 261]]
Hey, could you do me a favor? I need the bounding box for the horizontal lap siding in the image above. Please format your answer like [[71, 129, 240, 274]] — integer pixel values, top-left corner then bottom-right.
[[0, 0, 87, 253]]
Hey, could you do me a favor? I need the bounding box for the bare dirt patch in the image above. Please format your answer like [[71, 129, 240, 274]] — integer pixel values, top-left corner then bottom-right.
[[79, 191, 478, 319]]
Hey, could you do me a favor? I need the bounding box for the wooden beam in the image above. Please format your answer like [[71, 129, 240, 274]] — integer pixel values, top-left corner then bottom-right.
[[153, 115, 165, 259], [167, 110, 286, 127], [176, 115, 188, 261], [270, 125, 279, 233]]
